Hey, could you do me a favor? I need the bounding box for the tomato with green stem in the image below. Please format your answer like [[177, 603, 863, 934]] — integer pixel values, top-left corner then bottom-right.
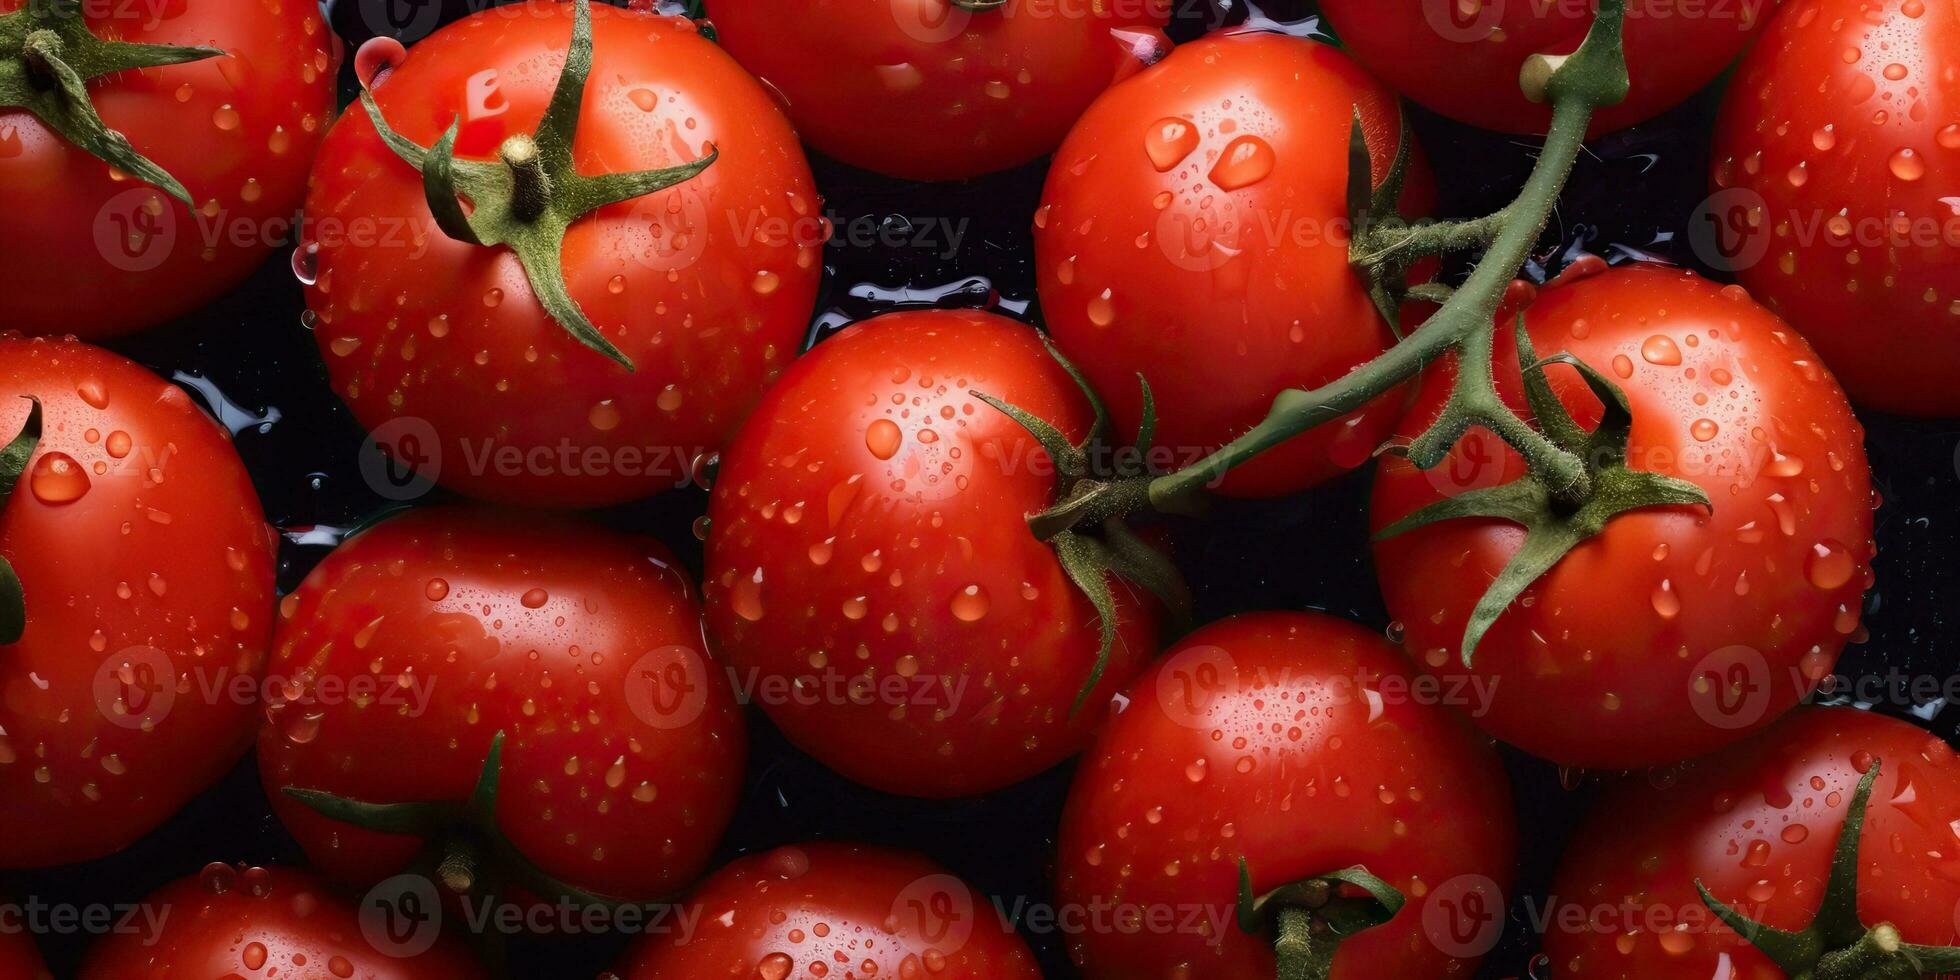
[[1056, 612, 1517, 979], [1370, 264, 1876, 769], [0, 0, 338, 338], [260, 506, 745, 908], [305, 0, 821, 508], [1543, 708, 1960, 978], [0, 337, 277, 868], [707, 0, 1173, 182]]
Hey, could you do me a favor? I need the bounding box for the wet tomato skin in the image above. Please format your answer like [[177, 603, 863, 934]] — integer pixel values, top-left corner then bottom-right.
[[78, 865, 484, 979], [1057, 612, 1518, 979], [1713, 0, 1960, 416], [0, 337, 278, 868], [612, 843, 1043, 979], [1035, 31, 1431, 498], [1543, 708, 1960, 978], [0, 0, 338, 338], [1370, 265, 1876, 770], [708, 0, 1173, 182], [305, 3, 821, 508], [0, 925, 47, 980], [702, 310, 1160, 798], [259, 506, 746, 901]]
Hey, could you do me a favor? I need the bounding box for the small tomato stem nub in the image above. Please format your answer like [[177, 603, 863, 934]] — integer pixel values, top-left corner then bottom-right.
[[499, 135, 551, 222]]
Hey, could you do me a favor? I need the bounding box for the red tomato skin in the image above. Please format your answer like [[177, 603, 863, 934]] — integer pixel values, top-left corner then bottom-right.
[[1319, 0, 1776, 135], [614, 843, 1043, 979], [1714, 0, 1960, 416], [1370, 265, 1876, 769], [0, 0, 338, 338], [0, 337, 277, 867], [0, 927, 47, 980], [305, 4, 821, 508], [78, 865, 483, 979], [709, 0, 1173, 182], [702, 310, 1160, 798], [259, 507, 746, 901], [1543, 708, 1960, 978], [1056, 612, 1517, 978], [1035, 31, 1431, 499]]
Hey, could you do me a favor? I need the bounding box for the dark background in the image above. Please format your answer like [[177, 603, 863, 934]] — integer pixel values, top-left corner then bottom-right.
[[6, 0, 1958, 977]]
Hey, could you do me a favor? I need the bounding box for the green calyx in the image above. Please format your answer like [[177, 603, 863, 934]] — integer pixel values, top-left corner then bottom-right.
[[950, 0, 1010, 10], [970, 337, 1192, 715], [1236, 859, 1406, 980], [1697, 759, 1960, 980], [357, 0, 718, 370], [1372, 314, 1709, 667], [0, 397, 41, 645], [0, 0, 222, 205]]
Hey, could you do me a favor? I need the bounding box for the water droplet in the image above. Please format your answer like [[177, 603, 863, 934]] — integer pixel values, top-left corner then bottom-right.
[[589, 401, 622, 432], [758, 952, 794, 980], [1806, 540, 1857, 590], [733, 569, 765, 622], [1690, 419, 1719, 442], [425, 578, 449, 601], [866, 419, 903, 460], [1891, 148, 1926, 181], [1651, 580, 1681, 620], [950, 584, 991, 623], [211, 105, 241, 131], [292, 242, 320, 285], [1209, 135, 1275, 191], [1087, 288, 1116, 327], [1143, 118, 1198, 172], [29, 452, 89, 504], [1640, 335, 1682, 366]]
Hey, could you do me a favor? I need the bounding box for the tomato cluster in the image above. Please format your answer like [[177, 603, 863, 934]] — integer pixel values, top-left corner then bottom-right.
[[2, 0, 1956, 978]]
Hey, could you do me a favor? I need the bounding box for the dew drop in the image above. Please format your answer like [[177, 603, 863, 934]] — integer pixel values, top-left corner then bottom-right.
[[866, 419, 903, 460], [29, 452, 89, 504], [950, 584, 991, 623], [1143, 118, 1198, 172], [1209, 135, 1275, 191]]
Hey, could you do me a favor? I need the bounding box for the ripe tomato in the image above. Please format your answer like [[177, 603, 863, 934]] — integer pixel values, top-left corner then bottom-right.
[[0, 337, 277, 867], [0, 926, 46, 980], [305, 2, 821, 507], [1034, 31, 1431, 499], [1371, 265, 1876, 769], [0, 0, 337, 337], [1542, 708, 1960, 978], [610, 843, 1042, 979], [78, 864, 482, 978], [1318, 0, 1774, 135], [1712, 0, 1960, 416], [259, 506, 746, 902], [708, 0, 1172, 182], [701, 309, 1160, 797], [1056, 612, 1517, 978]]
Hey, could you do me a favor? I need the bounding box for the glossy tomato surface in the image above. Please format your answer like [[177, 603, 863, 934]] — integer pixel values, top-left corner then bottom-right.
[[0, 0, 337, 338], [702, 309, 1161, 798], [1712, 0, 1960, 416], [77, 864, 483, 978], [0, 337, 277, 868], [305, 2, 820, 507], [0, 926, 46, 980], [709, 0, 1173, 182], [1056, 611, 1518, 978], [1371, 264, 1876, 769], [1036, 30, 1430, 498], [612, 842, 1042, 979], [1319, 0, 1775, 135], [1542, 708, 1960, 978], [259, 506, 745, 901]]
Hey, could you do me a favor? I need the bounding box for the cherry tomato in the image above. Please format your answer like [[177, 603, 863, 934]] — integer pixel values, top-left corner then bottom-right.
[[611, 842, 1042, 979], [1318, 0, 1775, 135], [305, 2, 821, 507], [0, 0, 338, 337], [0, 337, 277, 867], [1712, 0, 1960, 416], [708, 0, 1173, 182], [0, 926, 46, 980], [1035, 31, 1431, 498], [1370, 264, 1876, 769], [78, 864, 482, 978], [259, 506, 746, 902], [1056, 611, 1518, 978], [1543, 708, 1960, 978], [702, 309, 1161, 797]]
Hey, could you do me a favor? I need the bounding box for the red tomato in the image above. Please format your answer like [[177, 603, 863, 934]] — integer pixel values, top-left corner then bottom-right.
[[611, 843, 1042, 979], [0, 337, 277, 867], [1035, 31, 1431, 498], [259, 506, 746, 902], [702, 309, 1161, 797], [709, 0, 1173, 182], [1543, 708, 1960, 978], [0, 0, 337, 337], [78, 864, 482, 978], [1712, 0, 1960, 416], [1371, 265, 1876, 769], [1056, 612, 1518, 978], [305, 2, 821, 507], [1319, 0, 1776, 135], [0, 926, 46, 980]]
